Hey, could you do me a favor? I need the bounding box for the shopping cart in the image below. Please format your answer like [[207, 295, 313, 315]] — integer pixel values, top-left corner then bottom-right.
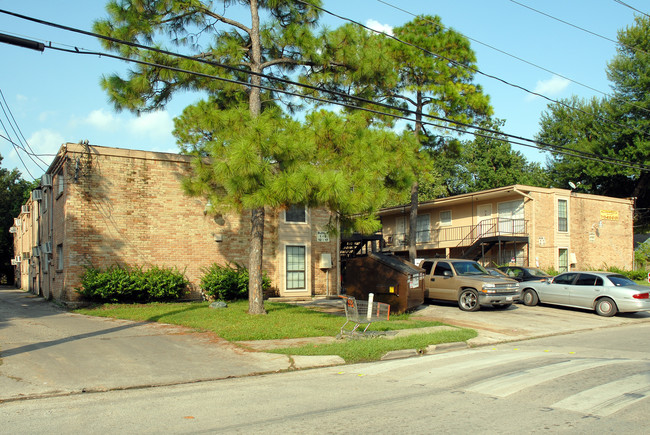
[[339, 295, 391, 337]]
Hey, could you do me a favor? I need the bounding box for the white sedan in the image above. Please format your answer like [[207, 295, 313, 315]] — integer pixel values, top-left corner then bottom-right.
[[521, 271, 650, 317]]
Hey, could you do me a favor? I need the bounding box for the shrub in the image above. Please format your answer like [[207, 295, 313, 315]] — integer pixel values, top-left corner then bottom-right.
[[605, 265, 646, 281], [77, 265, 189, 303], [200, 262, 271, 301]]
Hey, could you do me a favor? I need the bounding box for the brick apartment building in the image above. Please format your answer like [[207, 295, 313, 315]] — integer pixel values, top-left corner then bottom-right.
[[11, 143, 339, 304], [377, 185, 634, 272]]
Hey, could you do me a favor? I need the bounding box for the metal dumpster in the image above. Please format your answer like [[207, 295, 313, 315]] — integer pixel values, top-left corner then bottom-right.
[[342, 252, 425, 314]]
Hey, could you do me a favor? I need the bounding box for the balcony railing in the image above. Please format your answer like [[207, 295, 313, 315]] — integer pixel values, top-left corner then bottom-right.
[[384, 218, 528, 249]]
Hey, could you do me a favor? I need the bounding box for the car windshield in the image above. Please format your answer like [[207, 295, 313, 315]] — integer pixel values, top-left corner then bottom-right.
[[452, 261, 488, 276], [608, 274, 636, 286], [527, 268, 549, 277]]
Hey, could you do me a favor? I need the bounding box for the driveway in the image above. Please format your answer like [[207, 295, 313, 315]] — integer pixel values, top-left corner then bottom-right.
[[0, 286, 326, 402], [412, 300, 650, 345]]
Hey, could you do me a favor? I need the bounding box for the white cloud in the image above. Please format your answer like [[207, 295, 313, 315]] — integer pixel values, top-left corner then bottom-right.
[[85, 108, 118, 131], [27, 129, 66, 154], [527, 75, 570, 101], [366, 19, 394, 36], [128, 110, 174, 140]]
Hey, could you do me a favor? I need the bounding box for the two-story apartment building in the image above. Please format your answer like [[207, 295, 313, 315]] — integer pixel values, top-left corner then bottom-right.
[[11, 143, 339, 304], [378, 185, 634, 272]]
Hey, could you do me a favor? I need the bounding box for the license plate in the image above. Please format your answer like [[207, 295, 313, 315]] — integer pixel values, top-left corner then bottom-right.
[[506, 296, 512, 301]]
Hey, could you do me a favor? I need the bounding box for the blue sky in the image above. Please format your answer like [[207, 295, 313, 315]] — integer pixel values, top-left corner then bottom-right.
[[0, 0, 644, 180]]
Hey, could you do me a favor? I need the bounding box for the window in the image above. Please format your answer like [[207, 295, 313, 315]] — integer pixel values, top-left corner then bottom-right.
[[56, 244, 63, 271], [285, 205, 306, 223], [416, 214, 431, 243], [440, 210, 452, 226], [558, 199, 568, 232], [558, 248, 569, 273], [286, 246, 306, 290], [553, 272, 577, 285], [498, 200, 524, 233], [56, 172, 64, 198], [433, 262, 452, 276], [421, 261, 433, 275], [41, 191, 48, 214], [575, 274, 602, 286]]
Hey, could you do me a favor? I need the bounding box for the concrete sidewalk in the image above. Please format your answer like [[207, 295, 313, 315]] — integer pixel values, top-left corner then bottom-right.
[[0, 287, 342, 402]]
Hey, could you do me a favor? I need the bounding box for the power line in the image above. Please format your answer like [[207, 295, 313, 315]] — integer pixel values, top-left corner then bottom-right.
[[508, 0, 650, 57], [47, 43, 650, 173], [373, 0, 650, 121], [294, 1, 649, 143], [1, 9, 648, 173], [612, 0, 650, 19]]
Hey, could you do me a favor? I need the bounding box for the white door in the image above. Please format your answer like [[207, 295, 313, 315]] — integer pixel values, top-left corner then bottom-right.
[[477, 204, 492, 237]]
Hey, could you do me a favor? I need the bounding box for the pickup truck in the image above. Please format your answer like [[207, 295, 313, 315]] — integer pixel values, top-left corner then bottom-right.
[[418, 258, 520, 311]]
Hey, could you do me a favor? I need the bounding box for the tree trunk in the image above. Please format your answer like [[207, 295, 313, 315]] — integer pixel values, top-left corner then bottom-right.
[[246, 0, 266, 315], [248, 207, 266, 314], [408, 181, 418, 263]]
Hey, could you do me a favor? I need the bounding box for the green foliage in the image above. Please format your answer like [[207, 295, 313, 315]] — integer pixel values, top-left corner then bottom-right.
[[605, 265, 646, 281], [200, 263, 270, 301], [77, 265, 189, 303], [0, 155, 37, 284], [635, 239, 650, 269], [537, 16, 650, 229]]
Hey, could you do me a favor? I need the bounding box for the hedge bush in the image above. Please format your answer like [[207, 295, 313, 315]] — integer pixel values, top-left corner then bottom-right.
[[200, 262, 271, 301], [77, 265, 189, 303]]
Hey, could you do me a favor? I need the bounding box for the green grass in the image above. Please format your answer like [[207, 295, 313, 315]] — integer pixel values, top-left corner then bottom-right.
[[75, 300, 444, 341], [271, 329, 478, 363]]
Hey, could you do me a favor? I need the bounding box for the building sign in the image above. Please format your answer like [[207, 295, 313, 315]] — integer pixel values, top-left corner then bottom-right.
[[600, 210, 619, 221], [589, 232, 596, 242], [316, 231, 330, 242]]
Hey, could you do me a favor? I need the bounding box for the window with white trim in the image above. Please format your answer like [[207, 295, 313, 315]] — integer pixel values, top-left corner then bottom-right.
[[558, 199, 568, 232], [416, 214, 431, 243], [440, 210, 452, 226], [285, 205, 306, 223], [56, 244, 63, 271], [286, 245, 306, 290]]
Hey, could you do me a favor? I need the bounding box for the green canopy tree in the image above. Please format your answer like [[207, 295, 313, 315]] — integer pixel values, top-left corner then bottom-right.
[[438, 118, 549, 195], [94, 0, 327, 314], [0, 156, 34, 284], [308, 16, 493, 261], [95, 1, 418, 313], [537, 16, 650, 229]]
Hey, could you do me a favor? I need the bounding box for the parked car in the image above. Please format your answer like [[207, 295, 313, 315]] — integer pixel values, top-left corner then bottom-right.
[[498, 266, 551, 282], [486, 267, 510, 278], [418, 258, 520, 312], [521, 271, 650, 317]]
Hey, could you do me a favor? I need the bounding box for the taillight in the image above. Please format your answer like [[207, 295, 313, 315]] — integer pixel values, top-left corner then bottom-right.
[[633, 292, 649, 299]]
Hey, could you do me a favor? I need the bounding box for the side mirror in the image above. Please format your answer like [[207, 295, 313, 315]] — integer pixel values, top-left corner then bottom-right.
[[443, 270, 452, 277]]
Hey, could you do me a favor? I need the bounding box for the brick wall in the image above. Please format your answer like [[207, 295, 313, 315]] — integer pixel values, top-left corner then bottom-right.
[[36, 144, 338, 302]]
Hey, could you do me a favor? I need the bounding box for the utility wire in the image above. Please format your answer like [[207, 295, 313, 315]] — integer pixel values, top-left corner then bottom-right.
[[508, 0, 650, 57], [294, 1, 649, 142], [47, 43, 650, 173], [612, 0, 650, 19], [0, 87, 50, 168], [373, 0, 650, 120], [1, 8, 648, 172]]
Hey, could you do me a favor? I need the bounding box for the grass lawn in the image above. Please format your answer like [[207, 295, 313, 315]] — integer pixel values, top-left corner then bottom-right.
[[75, 300, 477, 362]]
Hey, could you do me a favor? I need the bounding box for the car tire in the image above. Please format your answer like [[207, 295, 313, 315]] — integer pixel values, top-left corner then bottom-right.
[[458, 289, 480, 312], [595, 297, 617, 317], [491, 303, 512, 309], [522, 289, 538, 306]]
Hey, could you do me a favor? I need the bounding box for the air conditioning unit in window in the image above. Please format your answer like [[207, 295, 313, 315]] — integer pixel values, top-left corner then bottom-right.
[[32, 246, 41, 257], [22, 205, 30, 214], [22, 253, 29, 261], [32, 189, 43, 201], [42, 242, 53, 254], [11, 259, 17, 266], [14, 255, 21, 264], [9, 226, 17, 234], [14, 218, 21, 227], [41, 174, 52, 187]]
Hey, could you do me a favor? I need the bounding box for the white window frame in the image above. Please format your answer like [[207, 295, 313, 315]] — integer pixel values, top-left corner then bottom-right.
[[416, 214, 431, 243], [284, 205, 307, 224], [56, 172, 65, 198], [56, 244, 63, 271], [439, 210, 452, 227], [285, 245, 306, 290], [557, 199, 568, 233]]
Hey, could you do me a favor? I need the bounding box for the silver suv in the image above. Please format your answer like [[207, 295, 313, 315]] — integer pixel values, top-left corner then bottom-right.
[[419, 259, 520, 311]]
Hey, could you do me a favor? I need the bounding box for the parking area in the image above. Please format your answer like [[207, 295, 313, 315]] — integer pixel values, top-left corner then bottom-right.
[[412, 301, 650, 345]]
